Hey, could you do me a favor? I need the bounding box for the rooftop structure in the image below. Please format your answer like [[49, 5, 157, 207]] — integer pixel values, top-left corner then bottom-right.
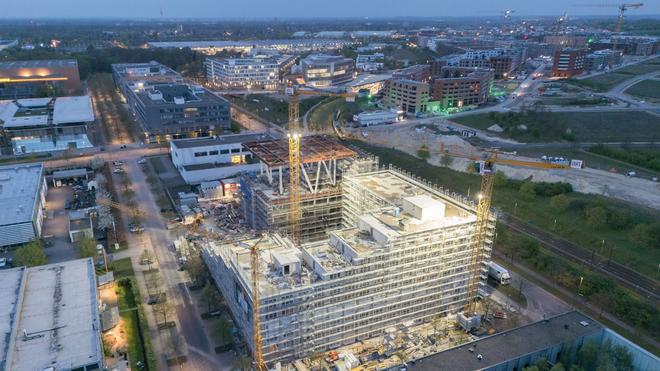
[[203, 163, 493, 364], [243, 136, 356, 168], [0, 162, 46, 247], [0, 59, 82, 100], [0, 96, 94, 154], [0, 258, 103, 371], [345, 73, 392, 95]]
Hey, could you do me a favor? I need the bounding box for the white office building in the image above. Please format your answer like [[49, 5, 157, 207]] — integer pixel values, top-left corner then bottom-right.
[[170, 132, 272, 184], [356, 53, 385, 72], [0, 163, 46, 247], [206, 55, 294, 90]]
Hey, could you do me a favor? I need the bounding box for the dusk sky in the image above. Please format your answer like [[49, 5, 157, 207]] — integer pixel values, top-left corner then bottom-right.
[[1, 0, 659, 19]]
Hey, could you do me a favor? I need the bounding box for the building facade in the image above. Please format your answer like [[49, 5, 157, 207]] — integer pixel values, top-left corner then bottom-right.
[[202, 165, 494, 364], [0, 163, 46, 247], [585, 49, 624, 71], [392, 64, 431, 83], [0, 96, 94, 154], [355, 54, 385, 72], [387, 79, 430, 114], [431, 66, 493, 109], [206, 55, 294, 90], [0, 59, 82, 100], [552, 48, 586, 78], [301, 55, 355, 87]]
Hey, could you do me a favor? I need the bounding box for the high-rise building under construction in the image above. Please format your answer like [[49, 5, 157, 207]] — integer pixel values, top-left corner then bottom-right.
[[202, 159, 495, 364]]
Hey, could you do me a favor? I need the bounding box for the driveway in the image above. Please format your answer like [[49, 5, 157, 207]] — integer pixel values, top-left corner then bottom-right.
[[42, 186, 77, 263]]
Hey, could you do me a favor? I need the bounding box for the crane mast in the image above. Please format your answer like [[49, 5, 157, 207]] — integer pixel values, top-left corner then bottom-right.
[[288, 93, 302, 244], [610, 3, 644, 67]]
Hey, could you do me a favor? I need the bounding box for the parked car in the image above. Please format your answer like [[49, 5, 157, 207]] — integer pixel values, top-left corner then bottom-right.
[[137, 158, 147, 165], [112, 161, 124, 166]]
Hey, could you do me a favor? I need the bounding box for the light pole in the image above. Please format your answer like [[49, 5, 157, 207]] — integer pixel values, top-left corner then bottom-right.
[[577, 276, 584, 296]]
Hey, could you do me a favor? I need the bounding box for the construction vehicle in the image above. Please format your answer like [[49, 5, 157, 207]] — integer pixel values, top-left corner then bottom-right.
[[575, 3, 644, 67], [285, 86, 356, 243], [487, 261, 512, 285]]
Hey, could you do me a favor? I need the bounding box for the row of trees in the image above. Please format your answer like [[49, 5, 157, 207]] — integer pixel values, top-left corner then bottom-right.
[[589, 144, 660, 172], [523, 340, 633, 371]]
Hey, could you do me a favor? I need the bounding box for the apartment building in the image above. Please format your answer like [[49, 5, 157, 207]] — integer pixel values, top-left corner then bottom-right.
[[456, 48, 525, 79], [431, 66, 493, 109], [301, 55, 355, 87], [392, 64, 431, 83], [206, 55, 295, 90], [0, 59, 82, 100], [387, 79, 430, 114], [552, 48, 586, 78], [202, 164, 494, 364], [585, 49, 623, 71]]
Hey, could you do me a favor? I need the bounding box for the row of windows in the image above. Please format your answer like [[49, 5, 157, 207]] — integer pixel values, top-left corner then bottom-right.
[[194, 147, 244, 157]]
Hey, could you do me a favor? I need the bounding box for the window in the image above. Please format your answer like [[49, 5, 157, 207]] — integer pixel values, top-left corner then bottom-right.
[[220, 149, 229, 154], [209, 150, 219, 155], [231, 148, 241, 153], [194, 151, 208, 157]]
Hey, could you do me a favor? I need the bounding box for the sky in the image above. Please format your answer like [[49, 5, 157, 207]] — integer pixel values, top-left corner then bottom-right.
[[1, 0, 658, 19]]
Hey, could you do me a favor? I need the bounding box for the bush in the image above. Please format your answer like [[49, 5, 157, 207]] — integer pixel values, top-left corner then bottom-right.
[[550, 194, 570, 212], [533, 182, 573, 197], [417, 145, 430, 160], [586, 206, 608, 229], [607, 208, 631, 230], [519, 182, 536, 201], [630, 222, 660, 248], [493, 171, 508, 188]]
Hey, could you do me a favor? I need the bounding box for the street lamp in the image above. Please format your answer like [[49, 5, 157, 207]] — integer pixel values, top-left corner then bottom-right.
[[577, 276, 584, 296]]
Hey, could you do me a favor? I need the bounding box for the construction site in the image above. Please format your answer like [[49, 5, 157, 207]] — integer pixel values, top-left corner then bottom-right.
[[201, 138, 496, 367]]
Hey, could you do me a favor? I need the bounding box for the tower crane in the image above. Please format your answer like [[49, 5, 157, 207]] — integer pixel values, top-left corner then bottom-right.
[[285, 87, 355, 244], [574, 3, 643, 67], [458, 149, 578, 314]]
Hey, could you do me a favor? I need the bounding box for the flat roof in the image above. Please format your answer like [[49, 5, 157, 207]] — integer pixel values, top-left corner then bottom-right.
[[148, 39, 353, 49], [0, 267, 25, 370], [4, 258, 102, 371], [0, 163, 43, 226], [243, 135, 356, 167], [171, 132, 272, 149], [0, 59, 78, 70], [407, 311, 603, 371], [346, 73, 392, 87], [52, 96, 94, 125]]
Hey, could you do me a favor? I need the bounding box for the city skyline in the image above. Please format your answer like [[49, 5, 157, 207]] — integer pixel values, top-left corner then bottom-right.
[[1, 0, 659, 19]]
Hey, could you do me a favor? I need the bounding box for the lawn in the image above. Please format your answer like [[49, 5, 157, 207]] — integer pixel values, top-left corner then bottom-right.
[[227, 94, 325, 127], [110, 257, 135, 279], [569, 57, 660, 92], [452, 111, 660, 143], [350, 140, 660, 277], [116, 279, 156, 370], [307, 97, 372, 131], [626, 79, 660, 101]]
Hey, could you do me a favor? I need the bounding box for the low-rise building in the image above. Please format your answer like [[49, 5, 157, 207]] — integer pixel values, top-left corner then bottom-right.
[[301, 54, 355, 87], [345, 73, 391, 96], [0, 59, 82, 100], [132, 83, 231, 143], [68, 210, 94, 243], [352, 109, 404, 127], [552, 48, 586, 78], [170, 132, 272, 184], [0, 163, 46, 247], [387, 79, 430, 115], [431, 66, 493, 109], [355, 53, 385, 72], [0, 258, 103, 371], [585, 49, 624, 71], [206, 55, 295, 90], [0, 96, 94, 154], [113, 61, 230, 142], [0, 39, 18, 51]]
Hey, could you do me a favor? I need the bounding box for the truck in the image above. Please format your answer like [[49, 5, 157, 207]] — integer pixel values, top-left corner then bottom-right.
[[488, 261, 511, 285]]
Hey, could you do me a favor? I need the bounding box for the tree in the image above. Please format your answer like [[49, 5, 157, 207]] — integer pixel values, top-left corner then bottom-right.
[[607, 208, 630, 229], [493, 170, 508, 188], [440, 153, 453, 167], [519, 182, 536, 201], [201, 282, 220, 313], [550, 364, 566, 371], [550, 194, 570, 212], [153, 300, 175, 325], [417, 145, 430, 160], [212, 317, 233, 345], [576, 341, 599, 371], [89, 156, 105, 171], [76, 237, 98, 259], [14, 240, 47, 267], [232, 356, 252, 371], [145, 272, 163, 296], [166, 331, 186, 360], [186, 253, 208, 285], [585, 206, 607, 229]]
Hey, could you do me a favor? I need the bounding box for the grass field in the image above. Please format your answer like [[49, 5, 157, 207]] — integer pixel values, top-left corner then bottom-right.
[[307, 97, 372, 131], [350, 140, 660, 277], [626, 79, 660, 101], [228, 94, 325, 127], [569, 57, 660, 92], [452, 111, 660, 142]]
